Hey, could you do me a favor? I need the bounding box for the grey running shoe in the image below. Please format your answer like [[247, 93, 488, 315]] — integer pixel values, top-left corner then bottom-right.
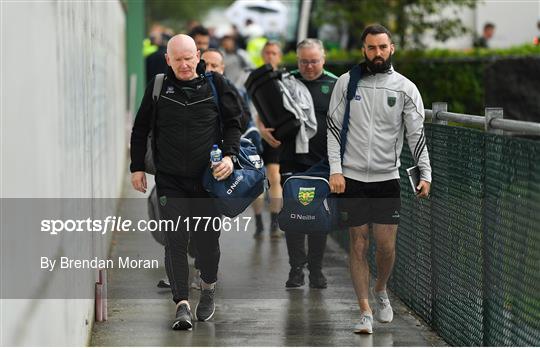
[[371, 288, 393, 323], [353, 313, 373, 334], [196, 287, 216, 321], [172, 303, 192, 330]]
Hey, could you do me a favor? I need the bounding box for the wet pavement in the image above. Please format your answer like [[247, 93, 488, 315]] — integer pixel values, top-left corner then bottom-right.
[[91, 175, 446, 346]]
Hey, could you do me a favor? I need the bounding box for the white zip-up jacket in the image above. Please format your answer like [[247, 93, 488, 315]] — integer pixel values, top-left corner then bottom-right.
[[327, 66, 432, 183]]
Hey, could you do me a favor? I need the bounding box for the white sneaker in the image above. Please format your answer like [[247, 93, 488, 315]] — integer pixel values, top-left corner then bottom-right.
[[372, 288, 393, 323], [353, 313, 373, 334]]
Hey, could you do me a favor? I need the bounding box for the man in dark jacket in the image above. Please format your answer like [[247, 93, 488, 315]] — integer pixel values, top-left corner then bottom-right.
[[201, 48, 251, 131], [280, 39, 338, 289], [130, 34, 242, 330]]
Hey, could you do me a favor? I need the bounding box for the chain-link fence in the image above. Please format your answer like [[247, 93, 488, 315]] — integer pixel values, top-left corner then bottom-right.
[[331, 122, 540, 346]]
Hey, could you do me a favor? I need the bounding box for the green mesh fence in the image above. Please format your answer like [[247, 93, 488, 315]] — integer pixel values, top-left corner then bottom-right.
[[330, 123, 540, 346], [483, 134, 540, 346]]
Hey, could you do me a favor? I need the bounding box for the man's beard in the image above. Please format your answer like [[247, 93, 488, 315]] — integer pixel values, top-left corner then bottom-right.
[[364, 53, 392, 73]]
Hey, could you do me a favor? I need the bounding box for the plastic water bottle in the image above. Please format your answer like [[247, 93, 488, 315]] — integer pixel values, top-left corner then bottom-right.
[[210, 144, 222, 167]]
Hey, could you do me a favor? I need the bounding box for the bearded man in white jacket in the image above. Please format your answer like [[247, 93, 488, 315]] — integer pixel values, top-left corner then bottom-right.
[[326, 24, 431, 334]]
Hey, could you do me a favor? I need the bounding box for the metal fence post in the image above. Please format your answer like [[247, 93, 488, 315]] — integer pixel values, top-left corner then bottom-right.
[[430, 102, 447, 331], [432, 102, 448, 125], [482, 107, 503, 345], [485, 107, 504, 135]]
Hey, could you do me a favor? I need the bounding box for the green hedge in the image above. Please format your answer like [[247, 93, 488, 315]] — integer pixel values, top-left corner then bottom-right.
[[283, 44, 540, 114], [396, 56, 485, 114]]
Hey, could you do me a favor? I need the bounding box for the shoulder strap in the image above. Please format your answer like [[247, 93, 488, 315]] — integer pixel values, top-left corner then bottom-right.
[[150, 73, 165, 130], [150, 73, 166, 132], [152, 73, 165, 102], [205, 72, 221, 114], [205, 71, 225, 137], [339, 64, 362, 161], [149, 73, 165, 167]]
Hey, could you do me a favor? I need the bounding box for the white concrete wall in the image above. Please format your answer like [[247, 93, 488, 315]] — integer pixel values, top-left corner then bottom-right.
[[1, 1, 126, 346]]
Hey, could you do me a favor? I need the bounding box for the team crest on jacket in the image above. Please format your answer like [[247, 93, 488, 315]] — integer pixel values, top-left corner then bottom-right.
[[387, 96, 396, 107], [298, 187, 315, 206], [321, 84, 330, 94], [159, 196, 167, 206]]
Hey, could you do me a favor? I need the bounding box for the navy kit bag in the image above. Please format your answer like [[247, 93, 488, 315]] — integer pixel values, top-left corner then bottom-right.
[[202, 138, 266, 217], [278, 161, 338, 234], [277, 64, 363, 234], [202, 72, 267, 217]]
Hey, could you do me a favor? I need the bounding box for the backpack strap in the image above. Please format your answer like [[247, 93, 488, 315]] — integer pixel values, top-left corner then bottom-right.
[[148, 73, 165, 169], [152, 73, 165, 102], [339, 64, 363, 161], [150, 73, 165, 130], [205, 71, 225, 134], [205, 72, 221, 112]]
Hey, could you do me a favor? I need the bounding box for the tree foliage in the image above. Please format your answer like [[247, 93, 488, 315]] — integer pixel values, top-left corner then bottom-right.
[[145, 0, 234, 33], [313, 0, 476, 49], [282, 43, 540, 115]]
